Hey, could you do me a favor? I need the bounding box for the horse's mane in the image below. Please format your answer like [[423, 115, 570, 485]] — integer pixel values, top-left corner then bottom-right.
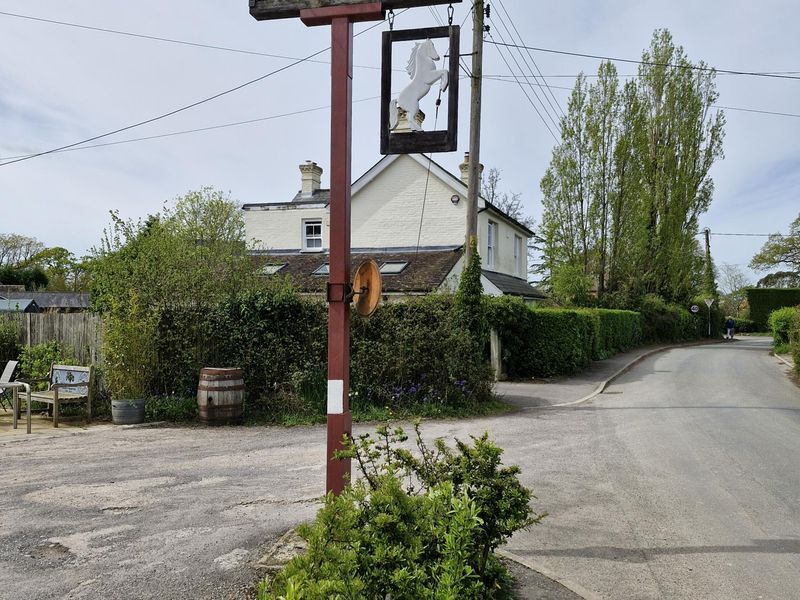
[[406, 43, 420, 78]]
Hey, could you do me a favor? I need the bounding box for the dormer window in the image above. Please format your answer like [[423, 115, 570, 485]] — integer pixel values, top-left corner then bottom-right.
[[303, 219, 323, 251], [260, 263, 286, 276]]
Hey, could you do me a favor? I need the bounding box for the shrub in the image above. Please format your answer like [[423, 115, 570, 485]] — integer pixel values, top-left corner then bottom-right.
[[18, 340, 75, 386], [790, 310, 800, 375], [732, 318, 756, 333], [352, 295, 493, 409], [0, 317, 19, 364], [259, 423, 543, 599], [487, 298, 643, 378], [768, 306, 798, 352], [487, 297, 594, 378], [638, 294, 702, 342], [745, 288, 800, 330]]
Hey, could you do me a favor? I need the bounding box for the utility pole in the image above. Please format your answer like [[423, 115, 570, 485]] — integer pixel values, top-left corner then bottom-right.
[[465, 0, 484, 261]]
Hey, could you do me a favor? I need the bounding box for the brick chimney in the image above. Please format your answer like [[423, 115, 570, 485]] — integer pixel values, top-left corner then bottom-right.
[[459, 152, 483, 186], [299, 160, 323, 196]]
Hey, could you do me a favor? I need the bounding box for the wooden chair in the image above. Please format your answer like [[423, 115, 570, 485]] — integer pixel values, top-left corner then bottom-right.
[[0, 360, 19, 410], [23, 364, 94, 427]]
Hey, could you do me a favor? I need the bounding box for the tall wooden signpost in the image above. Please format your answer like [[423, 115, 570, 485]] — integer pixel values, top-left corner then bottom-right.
[[249, 0, 461, 495]]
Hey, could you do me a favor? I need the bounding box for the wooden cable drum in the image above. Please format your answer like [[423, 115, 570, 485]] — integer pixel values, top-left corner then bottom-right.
[[197, 367, 245, 425]]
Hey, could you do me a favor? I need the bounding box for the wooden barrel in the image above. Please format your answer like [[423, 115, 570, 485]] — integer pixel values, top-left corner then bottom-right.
[[197, 367, 244, 425]]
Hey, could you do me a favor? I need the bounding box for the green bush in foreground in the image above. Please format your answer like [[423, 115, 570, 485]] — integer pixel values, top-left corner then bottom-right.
[[259, 423, 543, 599], [0, 317, 19, 364], [768, 306, 798, 353], [19, 340, 75, 386]]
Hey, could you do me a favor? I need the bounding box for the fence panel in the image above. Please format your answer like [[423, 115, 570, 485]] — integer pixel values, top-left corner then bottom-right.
[[6, 312, 103, 365]]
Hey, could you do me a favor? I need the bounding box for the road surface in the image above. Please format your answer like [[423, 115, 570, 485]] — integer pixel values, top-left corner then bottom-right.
[[0, 336, 797, 599]]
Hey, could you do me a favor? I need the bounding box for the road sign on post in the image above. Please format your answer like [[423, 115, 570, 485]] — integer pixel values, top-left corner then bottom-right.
[[704, 298, 714, 337], [249, 0, 460, 497]]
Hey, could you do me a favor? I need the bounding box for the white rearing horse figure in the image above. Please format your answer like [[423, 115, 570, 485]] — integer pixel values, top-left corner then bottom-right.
[[389, 38, 449, 132]]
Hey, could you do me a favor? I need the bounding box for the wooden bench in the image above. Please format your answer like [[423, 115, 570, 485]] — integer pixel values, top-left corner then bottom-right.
[[24, 364, 94, 428]]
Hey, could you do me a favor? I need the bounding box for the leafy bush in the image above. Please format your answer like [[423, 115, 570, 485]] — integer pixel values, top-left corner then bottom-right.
[[638, 294, 702, 342], [18, 340, 75, 387], [790, 310, 800, 375], [145, 395, 197, 422], [768, 306, 798, 352], [487, 297, 594, 378], [259, 423, 543, 599], [732, 317, 756, 333], [352, 295, 493, 409], [745, 288, 800, 330], [0, 317, 19, 364], [580, 308, 643, 360]]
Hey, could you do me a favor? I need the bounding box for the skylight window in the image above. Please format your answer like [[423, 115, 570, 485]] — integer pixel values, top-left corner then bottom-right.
[[260, 263, 286, 275], [312, 263, 330, 276], [380, 261, 408, 275]]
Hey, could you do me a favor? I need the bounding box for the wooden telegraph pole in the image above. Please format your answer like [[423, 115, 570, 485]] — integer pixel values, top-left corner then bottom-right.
[[465, 0, 484, 260]]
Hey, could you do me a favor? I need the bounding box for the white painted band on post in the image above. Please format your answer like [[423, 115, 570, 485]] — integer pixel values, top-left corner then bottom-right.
[[327, 379, 344, 414]]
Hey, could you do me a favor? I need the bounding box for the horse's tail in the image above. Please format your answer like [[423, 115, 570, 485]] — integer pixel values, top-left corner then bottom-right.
[[389, 99, 398, 131]]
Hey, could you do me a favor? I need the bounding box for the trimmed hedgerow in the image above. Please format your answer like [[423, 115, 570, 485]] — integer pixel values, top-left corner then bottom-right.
[[733, 317, 757, 333], [148, 287, 493, 418], [746, 288, 800, 330], [579, 308, 643, 360]]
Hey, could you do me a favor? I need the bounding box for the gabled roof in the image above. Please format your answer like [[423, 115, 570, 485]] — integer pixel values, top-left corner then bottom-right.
[[482, 270, 546, 299], [0, 298, 39, 313], [254, 247, 462, 294], [2, 292, 90, 310], [353, 154, 534, 236]]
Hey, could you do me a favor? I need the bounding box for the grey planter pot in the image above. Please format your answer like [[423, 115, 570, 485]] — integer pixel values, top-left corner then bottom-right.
[[111, 398, 146, 425]]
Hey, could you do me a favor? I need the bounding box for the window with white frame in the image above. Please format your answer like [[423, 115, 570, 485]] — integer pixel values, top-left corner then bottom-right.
[[513, 235, 523, 276], [303, 219, 323, 251], [487, 221, 498, 268]]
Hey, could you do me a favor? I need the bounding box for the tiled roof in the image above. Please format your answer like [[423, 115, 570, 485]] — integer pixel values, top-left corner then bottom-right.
[[255, 247, 462, 294], [482, 270, 546, 299], [0, 299, 39, 312], [2, 292, 90, 310]]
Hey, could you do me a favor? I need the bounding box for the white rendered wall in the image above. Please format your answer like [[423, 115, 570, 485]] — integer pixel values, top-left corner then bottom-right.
[[245, 206, 328, 252], [478, 211, 528, 277], [351, 155, 466, 249]]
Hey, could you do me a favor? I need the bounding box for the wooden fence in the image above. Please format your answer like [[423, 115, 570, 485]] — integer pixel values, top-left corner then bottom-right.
[[6, 312, 103, 365]]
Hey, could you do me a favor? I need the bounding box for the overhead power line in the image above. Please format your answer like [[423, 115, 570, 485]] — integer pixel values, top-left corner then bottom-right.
[[0, 14, 399, 168], [0, 9, 388, 72], [485, 40, 800, 81], [482, 75, 800, 119], [0, 96, 383, 161]]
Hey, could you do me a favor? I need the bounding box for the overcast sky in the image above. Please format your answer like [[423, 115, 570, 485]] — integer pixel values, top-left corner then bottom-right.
[[1, 1, 798, 284]]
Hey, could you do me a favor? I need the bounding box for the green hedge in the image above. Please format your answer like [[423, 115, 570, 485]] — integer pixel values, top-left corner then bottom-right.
[[733, 318, 756, 333], [638, 294, 711, 342], [486, 297, 643, 379], [746, 288, 800, 329], [790, 310, 800, 375], [150, 290, 492, 416], [0, 317, 18, 364]]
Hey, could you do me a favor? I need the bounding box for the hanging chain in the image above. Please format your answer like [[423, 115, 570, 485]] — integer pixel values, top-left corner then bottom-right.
[[388, 8, 395, 30]]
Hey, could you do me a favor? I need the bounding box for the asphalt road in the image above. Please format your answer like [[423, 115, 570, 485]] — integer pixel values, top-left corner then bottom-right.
[[1, 337, 797, 599], [504, 337, 800, 599]]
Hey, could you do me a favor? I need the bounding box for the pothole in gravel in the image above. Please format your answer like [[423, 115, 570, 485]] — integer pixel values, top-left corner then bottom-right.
[[26, 542, 73, 563]]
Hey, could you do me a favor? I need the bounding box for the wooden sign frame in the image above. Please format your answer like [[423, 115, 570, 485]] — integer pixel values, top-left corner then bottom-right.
[[380, 26, 460, 155], [250, 0, 460, 21]]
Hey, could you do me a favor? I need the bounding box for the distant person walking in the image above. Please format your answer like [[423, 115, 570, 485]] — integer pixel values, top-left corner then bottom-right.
[[725, 317, 735, 340]]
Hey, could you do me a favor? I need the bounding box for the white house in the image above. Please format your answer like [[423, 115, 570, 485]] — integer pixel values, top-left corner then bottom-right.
[[243, 153, 544, 302]]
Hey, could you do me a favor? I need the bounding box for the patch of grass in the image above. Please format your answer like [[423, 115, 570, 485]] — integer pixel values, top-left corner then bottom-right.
[[242, 397, 513, 427], [775, 343, 792, 355], [145, 396, 198, 422]]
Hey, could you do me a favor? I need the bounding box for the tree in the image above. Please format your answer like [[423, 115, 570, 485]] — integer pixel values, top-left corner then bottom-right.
[[481, 168, 533, 229], [26, 247, 90, 292], [0, 234, 44, 267], [537, 30, 725, 308], [750, 212, 800, 284], [718, 263, 750, 317], [89, 187, 256, 313]]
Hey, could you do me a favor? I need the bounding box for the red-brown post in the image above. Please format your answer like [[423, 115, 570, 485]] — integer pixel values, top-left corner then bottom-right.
[[300, 2, 383, 495]]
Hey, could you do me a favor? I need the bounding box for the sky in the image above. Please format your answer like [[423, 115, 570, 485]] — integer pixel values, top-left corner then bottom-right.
[[0, 1, 798, 285]]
